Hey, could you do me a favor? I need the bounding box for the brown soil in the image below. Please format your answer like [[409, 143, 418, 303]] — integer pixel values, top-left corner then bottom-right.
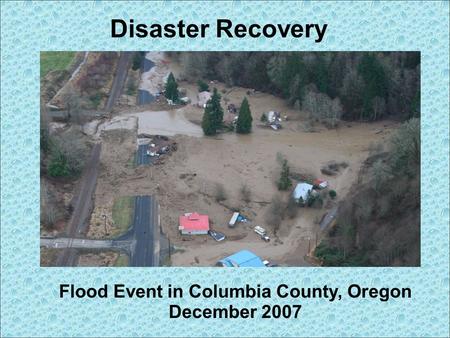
[[77, 251, 118, 267], [40, 248, 59, 266]]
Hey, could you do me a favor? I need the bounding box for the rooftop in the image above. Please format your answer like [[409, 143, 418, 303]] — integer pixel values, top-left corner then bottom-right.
[[218, 250, 265, 267]]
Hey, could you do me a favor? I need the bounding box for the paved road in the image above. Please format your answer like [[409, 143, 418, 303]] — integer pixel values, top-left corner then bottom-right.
[[105, 52, 132, 111], [137, 56, 156, 105], [136, 144, 159, 166], [133, 138, 162, 266], [130, 196, 159, 267], [56, 143, 101, 266], [137, 90, 156, 105], [41, 237, 133, 250], [42, 238, 113, 249], [137, 144, 150, 165]]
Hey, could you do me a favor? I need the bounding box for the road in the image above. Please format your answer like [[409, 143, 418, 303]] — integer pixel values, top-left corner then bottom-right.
[[56, 143, 101, 266], [130, 196, 159, 267], [137, 56, 156, 105], [41, 237, 133, 251], [104, 52, 132, 111], [136, 144, 159, 165], [130, 139, 160, 266]]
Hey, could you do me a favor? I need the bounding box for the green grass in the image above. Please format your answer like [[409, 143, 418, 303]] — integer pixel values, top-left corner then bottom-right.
[[126, 152, 137, 168], [40, 51, 76, 78], [110, 196, 134, 238], [114, 253, 130, 267]]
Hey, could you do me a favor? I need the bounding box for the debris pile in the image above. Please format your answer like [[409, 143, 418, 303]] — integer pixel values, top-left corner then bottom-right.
[[320, 161, 348, 176], [140, 135, 177, 164]]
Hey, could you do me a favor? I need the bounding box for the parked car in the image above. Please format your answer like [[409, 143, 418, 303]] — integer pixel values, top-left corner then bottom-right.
[[208, 230, 225, 242]]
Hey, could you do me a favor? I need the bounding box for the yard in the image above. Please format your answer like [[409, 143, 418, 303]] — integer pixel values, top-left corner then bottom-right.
[[110, 196, 134, 238], [40, 51, 76, 78]]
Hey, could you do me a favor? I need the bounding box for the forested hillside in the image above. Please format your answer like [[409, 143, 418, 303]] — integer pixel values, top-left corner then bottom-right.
[[171, 52, 420, 122], [315, 118, 420, 266]]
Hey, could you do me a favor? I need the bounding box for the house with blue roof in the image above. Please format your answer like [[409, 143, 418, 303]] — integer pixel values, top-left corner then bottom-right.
[[216, 250, 266, 267]]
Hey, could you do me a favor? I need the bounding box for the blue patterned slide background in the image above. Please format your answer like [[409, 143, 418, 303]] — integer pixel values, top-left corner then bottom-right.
[[1, 1, 449, 337]]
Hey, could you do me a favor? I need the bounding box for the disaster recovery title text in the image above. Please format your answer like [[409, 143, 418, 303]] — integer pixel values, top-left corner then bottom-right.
[[59, 283, 412, 319], [111, 19, 328, 42]]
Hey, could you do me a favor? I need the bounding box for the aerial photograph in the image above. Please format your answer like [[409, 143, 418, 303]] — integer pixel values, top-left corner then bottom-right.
[[40, 51, 420, 267]]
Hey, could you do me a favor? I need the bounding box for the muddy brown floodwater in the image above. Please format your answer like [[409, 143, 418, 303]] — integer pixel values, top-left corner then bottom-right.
[[85, 54, 399, 267], [130, 110, 203, 137]]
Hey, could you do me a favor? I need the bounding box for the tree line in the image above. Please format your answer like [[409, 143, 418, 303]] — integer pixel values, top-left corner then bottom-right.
[[171, 52, 420, 122], [315, 118, 420, 266]]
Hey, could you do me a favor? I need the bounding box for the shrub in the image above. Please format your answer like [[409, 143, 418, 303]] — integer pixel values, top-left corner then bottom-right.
[[197, 79, 209, 92], [260, 112, 268, 122], [214, 183, 227, 202], [329, 190, 337, 199], [240, 184, 252, 203], [131, 52, 145, 71], [40, 128, 51, 154], [90, 93, 103, 108], [286, 197, 298, 219], [48, 151, 70, 177], [277, 159, 292, 191], [265, 195, 284, 232]]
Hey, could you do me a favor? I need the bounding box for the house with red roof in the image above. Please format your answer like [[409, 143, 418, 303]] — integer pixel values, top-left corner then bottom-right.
[[178, 212, 210, 235]]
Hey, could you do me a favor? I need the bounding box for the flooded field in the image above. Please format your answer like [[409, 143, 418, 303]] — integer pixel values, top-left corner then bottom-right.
[[131, 109, 203, 137], [81, 52, 400, 267]]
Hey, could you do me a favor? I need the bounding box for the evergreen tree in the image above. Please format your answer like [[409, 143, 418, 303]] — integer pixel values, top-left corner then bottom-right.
[[358, 53, 388, 120], [201, 103, 216, 136], [165, 72, 179, 102], [209, 87, 223, 129], [236, 97, 253, 134], [313, 54, 329, 94]]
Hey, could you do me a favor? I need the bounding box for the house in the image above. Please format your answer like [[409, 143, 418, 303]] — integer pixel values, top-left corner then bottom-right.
[[197, 91, 211, 108], [178, 212, 209, 235], [216, 250, 266, 267], [293, 182, 314, 203]]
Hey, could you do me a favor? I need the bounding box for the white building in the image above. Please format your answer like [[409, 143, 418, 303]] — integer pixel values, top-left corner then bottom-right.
[[197, 91, 211, 108], [293, 182, 313, 203]]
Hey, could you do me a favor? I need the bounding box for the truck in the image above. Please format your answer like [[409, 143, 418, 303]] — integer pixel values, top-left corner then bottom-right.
[[229, 212, 240, 227], [254, 226, 270, 242]]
